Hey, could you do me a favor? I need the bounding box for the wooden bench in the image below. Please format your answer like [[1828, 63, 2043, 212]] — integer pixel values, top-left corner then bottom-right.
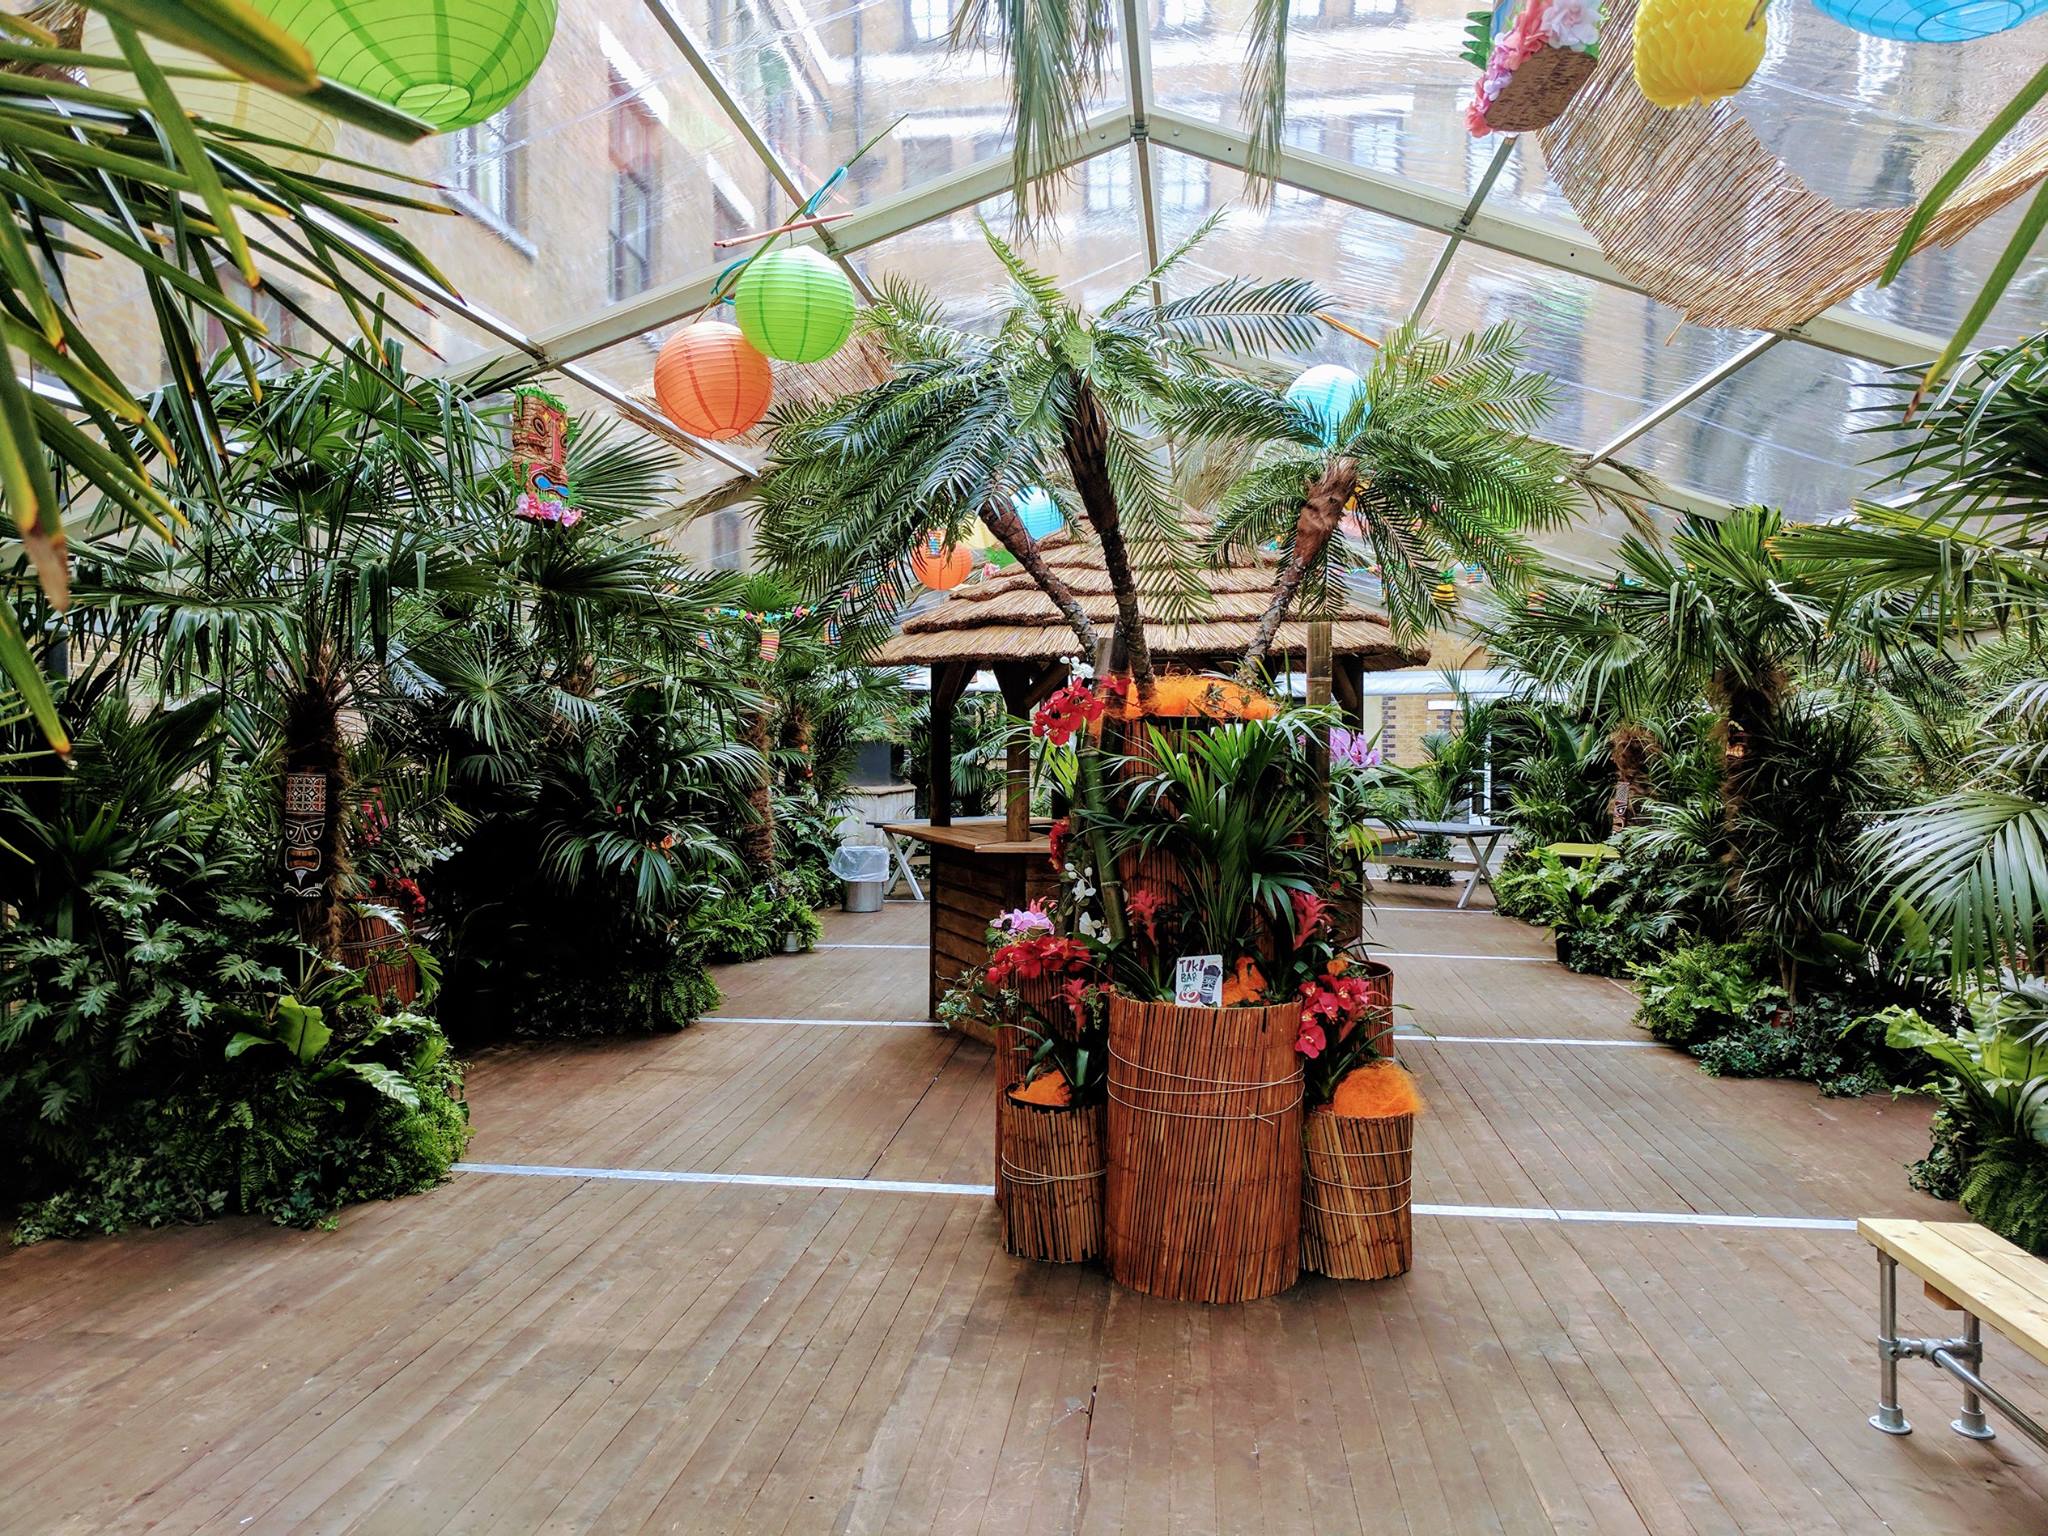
[[1860, 1218, 2048, 1453]]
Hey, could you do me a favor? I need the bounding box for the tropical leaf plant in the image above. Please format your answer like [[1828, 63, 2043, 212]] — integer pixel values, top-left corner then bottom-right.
[[1878, 59, 2048, 401], [0, 0, 462, 742], [1181, 321, 1605, 661], [752, 219, 1330, 702]]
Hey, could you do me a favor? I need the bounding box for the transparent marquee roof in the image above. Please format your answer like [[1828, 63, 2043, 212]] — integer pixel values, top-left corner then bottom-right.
[[381, 0, 2048, 576]]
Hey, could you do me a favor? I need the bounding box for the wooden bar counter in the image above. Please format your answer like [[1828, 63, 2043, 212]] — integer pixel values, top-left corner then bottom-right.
[[885, 817, 1058, 1031]]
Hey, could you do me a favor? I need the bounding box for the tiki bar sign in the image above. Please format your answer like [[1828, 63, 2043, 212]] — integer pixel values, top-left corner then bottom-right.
[[511, 388, 581, 528], [282, 770, 327, 901]]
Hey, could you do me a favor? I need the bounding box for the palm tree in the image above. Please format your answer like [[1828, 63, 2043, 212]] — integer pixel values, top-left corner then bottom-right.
[[753, 218, 1328, 704], [0, 2, 463, 735], [66, 348, 735, 956], [1164, 321, 1600, 673], [1489, 507, 1939, 989], [1789, 329, 2048, 985]]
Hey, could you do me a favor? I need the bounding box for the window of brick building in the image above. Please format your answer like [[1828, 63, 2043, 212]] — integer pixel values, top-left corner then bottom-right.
[[609, 73, 659, 301], [448, 103, 524, 237]]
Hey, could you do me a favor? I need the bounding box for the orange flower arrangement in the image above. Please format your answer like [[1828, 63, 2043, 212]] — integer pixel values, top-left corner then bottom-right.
[[1219, 956, 1267, 1006], [1118, 674, 1277, 723], [1329, 1060, 1424, 1119], [1010, 1069, 1074, 1107]]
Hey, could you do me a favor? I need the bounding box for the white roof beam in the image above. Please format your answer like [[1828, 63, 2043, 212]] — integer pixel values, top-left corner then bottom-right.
[[456, 109, 1137, 380], [1408, 135, 1514, 323], [1119, 0, 1165, 303], [1585, 334, 1780, 468], [1148, 106, 1945, 373], [637, 0, 876, 304]]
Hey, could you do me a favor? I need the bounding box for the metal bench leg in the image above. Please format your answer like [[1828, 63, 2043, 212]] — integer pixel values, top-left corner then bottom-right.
[[1871, 1251, 1912, 1435], [1951, 1314, 1995, 1441]]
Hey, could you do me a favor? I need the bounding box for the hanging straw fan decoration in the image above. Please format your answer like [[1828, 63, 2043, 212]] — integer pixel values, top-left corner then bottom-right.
[[1463, 0, 1604, 136], [1538, 0, 2048, 333]]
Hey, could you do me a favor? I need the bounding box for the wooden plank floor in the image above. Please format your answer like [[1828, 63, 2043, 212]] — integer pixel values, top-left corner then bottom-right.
[[5, 889, 2048, 1534]]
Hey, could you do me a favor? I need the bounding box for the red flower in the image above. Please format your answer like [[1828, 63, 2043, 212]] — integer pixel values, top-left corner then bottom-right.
[[1061, 974, 1089, 1027], [987, 933, 1092, 990], [1295, 1017, 1327, 1059], [1290, 889, 1333, 948], [1031, 681, 1110, 747], [1299, 969, 1373, 1039], [1127, 885, 1169, 943], [1047, 816, 1070, 871]]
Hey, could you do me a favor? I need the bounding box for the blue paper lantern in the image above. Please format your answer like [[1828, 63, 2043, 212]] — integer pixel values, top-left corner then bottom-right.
[[1286, 364, 1368, 446], [1012, 486, 1064, 540], [1811, 0, 2045, 39]]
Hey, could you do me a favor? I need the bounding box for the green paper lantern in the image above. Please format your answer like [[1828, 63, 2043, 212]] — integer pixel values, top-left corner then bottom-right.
[[734, 248, 857, 364], [255, 0, 559, 131]]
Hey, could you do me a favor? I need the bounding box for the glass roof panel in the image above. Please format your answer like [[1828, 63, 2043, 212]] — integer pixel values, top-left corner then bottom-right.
[[1627, 341, 1897, 517], [858, 145, 1152, 317], [1409, 242, 1773, 457], [1150, 155, 1443, 357], [1151, 0, 1481, 204], [702, 0, 1125, 214]]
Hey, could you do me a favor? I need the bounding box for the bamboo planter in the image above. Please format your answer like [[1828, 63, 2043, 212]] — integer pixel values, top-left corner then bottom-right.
[[1301, 1106, 1415, 1280], [341, 913, 420, 1005], [1104, 994, 1304, 1303], [997, 1092, 1105, 1262], [1357, 959, 1395, 1059]]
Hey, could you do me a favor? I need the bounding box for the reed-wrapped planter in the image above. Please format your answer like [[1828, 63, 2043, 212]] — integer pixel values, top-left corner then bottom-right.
[[1104, 994, 1304, 1303], [341, 912, 420, 1005], [1357, 959, 1394, 1059], [994, 973, 1072, 1096], [997, 1092, 1105, 1262], [1301, 1105, 1414, 1280]]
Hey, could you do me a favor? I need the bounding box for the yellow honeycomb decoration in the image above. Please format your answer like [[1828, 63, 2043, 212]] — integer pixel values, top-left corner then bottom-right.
[[1632, 0, 1768, 109]]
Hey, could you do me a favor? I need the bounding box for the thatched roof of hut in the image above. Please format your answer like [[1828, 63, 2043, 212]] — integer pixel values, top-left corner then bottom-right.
[[873, 530, 1425, 671]]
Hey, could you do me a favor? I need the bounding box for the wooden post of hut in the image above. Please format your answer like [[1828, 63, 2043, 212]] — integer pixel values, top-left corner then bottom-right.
[[878, 530, 1425, 1024]]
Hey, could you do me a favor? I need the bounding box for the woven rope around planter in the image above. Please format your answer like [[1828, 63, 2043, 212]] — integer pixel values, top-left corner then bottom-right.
[[1104, 996, 1304, 1303]]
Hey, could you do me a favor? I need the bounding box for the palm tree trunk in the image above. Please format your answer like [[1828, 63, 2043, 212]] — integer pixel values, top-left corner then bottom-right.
[[283, 656, 349, 960], [741, 704, 776, 876], [984, 497, 1097, 657], [1060, 379, 1156, 703], [1608, 723, 1654, 832], [1236, 458, 1358, 685]]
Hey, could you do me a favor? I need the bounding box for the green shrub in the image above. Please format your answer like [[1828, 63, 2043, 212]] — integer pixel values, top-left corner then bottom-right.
[[12, 1008, 469, 1243], [1632, 939, 1781, 1047], [698, 887, 821, 963], [1959, 1137, 2048, 1256], [1908, 1104, 1969, 1202], [1692, 994, 1896, 1097]]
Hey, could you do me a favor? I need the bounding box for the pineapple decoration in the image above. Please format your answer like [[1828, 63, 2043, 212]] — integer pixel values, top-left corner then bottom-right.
[[1633, 0, 1768, 110]]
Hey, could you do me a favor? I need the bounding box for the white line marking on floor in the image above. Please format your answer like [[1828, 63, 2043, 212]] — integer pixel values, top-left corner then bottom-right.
[[1377, 951, 1551, 962], [455, 1162, 991, 1197], [451, 1162, 1856, 1231], [1400, 1034, 1658, 1048], [816, 943, 926, 950], [704, 1015, 934, 1029]]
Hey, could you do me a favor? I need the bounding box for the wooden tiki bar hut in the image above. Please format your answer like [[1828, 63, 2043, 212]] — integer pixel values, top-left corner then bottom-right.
[[876, 531, 1425, 1025]]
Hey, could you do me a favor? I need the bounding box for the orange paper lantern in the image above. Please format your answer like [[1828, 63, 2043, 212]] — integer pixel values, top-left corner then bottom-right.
[[654, 322, 772, 440], [911, 532, 973, 591]]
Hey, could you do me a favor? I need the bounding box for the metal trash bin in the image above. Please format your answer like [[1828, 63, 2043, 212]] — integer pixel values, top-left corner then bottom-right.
[[830, 844, 891, 913]]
